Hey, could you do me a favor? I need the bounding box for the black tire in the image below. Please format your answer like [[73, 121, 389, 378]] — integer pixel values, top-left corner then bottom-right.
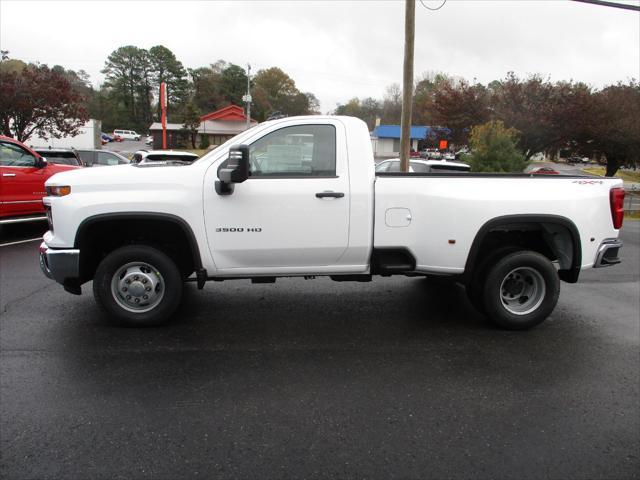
[[466, 246, 520, 314], [93, 245, 183, 327], [482, 250, 560, 330]]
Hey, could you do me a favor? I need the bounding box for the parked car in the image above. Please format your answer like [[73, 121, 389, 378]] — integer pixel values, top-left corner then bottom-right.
[[420, 148, 441, 160], [455, 147, 469, 160], [0, 136, 80, 223], [101, 133, 114, 143], [266, 111, 286, 121], [530, 167, 560, 175], [138, 150, 199, 164], [131, 150, 149, 163], [113, 129, 141, 141], [39, 116, 624, 330], [33, 148, 82, 167], [443, 152, 455, 161], [145, 135, 153, 146], [376, 158, 471, 173], [76, 149, 130, 167], [566, 156, 589, 165]]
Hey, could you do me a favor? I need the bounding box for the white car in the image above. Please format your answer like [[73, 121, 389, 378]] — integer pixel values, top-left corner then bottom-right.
[[421, 148, 441, 160], [113, 129, 141, 141], [375, 158, 470, 173], [40, 115, 624, 330], [136, 150, 199, 164], [145, 135, 153, 146]]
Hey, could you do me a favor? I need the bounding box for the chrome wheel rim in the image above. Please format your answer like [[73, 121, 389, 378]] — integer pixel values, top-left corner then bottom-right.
[[110, 262, 164, 313], [499, 267, 545, 315]]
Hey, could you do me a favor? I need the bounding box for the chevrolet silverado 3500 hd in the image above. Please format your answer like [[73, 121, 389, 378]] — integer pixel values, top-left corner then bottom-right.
[[39, 116, 624, 329]]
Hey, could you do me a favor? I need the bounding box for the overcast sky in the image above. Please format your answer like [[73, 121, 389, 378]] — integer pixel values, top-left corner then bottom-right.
[[1, 0, 639, 112]]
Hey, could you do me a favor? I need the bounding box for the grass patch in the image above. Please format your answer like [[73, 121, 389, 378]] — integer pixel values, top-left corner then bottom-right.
[[582, 167, 640, 183]]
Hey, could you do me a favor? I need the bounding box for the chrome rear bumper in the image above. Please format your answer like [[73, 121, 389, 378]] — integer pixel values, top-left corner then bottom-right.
[[594, 239, 623, 268]]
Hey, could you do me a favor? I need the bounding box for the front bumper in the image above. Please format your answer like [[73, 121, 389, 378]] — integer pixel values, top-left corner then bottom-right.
[[594, 239, 623, 268], [39, 242, 80, 285]]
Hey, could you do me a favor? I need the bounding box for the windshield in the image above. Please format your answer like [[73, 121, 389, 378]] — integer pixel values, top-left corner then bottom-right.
[[35, 151, 80, 166], [429, 164, 470, 172], [409, 162, 429, 173], [145, 153, 198, 162]]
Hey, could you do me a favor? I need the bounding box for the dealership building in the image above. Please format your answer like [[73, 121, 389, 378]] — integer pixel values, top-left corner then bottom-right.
[[148, 105, 257, 149]]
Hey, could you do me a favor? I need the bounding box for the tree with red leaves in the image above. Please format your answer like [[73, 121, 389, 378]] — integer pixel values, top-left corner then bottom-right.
[[490, 73, 599, 162], [432, 78, 490, 145], [588, 82, 640, 177], [0, 63, 88, 142]]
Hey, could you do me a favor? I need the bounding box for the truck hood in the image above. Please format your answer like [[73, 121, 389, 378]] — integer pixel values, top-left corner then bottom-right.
[[47, 163, 80, 174], [44, 163, 200, 191]]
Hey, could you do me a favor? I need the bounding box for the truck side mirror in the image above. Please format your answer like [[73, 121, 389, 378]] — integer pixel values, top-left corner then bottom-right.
[[216, 144, 250, 195], [35, 156, 48, 169]]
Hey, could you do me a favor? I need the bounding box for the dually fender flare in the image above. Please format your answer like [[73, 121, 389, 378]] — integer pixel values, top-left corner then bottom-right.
[[463, 214, 582, 284]]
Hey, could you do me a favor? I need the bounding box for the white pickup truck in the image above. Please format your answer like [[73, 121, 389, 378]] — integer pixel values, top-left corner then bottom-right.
[[39, 116, 625, 329]]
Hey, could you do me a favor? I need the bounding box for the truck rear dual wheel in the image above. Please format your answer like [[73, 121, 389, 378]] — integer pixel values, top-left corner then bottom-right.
[[466, 246, 520, 315], [481, 250, 560, 330], [93, 245, 183, 327]]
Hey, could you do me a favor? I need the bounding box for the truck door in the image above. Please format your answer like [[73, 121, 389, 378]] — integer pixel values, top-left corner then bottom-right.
[[0, 140, 46, 217], [204, 122, 350, 271]]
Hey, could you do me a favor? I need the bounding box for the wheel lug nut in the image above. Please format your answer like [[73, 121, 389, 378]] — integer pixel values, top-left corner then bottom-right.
[[126, 295, 131, 300], [142, 278, 147, 284], [125, 279, 131, 284], [122, 287, 127, 292], [134, 298, 140, 303], [145, 286, 151, 291], [134, 276, 139, 281], [143, 295, 148, 300]]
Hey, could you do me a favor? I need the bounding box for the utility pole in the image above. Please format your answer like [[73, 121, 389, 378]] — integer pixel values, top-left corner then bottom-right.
[[243, 63, 252, 129], [399, 0, 415, 172], [160, 82, 167, 149]]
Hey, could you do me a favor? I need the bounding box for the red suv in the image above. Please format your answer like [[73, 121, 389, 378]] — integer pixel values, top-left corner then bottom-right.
[[0, 135, 80, 223]]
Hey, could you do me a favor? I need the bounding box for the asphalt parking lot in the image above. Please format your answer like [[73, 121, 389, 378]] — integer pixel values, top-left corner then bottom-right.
[[1, 222, 638, 479], [102, 138, 148, 157]]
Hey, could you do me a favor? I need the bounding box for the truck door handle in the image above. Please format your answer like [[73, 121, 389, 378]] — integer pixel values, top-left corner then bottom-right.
[[2, 173, 16, 177], [315, 191, 344, 199]]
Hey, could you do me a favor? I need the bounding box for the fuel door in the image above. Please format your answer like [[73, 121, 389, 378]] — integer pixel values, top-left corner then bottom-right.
[[385, 208, 412, 228]]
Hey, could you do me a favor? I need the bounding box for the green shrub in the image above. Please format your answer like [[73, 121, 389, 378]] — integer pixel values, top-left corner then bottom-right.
[[199, 135, 210, 150], [466, 120, 527, 173]]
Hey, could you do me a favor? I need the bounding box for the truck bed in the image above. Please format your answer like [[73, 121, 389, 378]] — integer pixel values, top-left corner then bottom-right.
[[374, 173, 622, 275]]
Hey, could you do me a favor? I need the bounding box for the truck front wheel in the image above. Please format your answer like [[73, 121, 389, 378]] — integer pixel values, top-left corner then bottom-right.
[[93, 245, 183, 326], [483, 251, 560, 330]]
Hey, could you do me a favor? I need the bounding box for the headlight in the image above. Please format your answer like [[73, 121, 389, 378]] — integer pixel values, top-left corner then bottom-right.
[[45, 185, 71, 196]]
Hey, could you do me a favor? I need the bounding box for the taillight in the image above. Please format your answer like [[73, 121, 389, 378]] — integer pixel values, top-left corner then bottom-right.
[[610, 187, 625, 230]]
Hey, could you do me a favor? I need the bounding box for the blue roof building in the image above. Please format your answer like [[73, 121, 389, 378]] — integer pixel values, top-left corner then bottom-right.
[[372, 125, 432, 140], [371, 124, 432, 158]]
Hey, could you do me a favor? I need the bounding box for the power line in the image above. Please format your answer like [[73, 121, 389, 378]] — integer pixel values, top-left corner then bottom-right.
[[418, 0, 447, 11], [571, 0, 640, 12]]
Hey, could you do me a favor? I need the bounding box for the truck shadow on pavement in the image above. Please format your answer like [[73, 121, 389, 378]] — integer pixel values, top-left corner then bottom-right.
[[64, 275, 542, 357]]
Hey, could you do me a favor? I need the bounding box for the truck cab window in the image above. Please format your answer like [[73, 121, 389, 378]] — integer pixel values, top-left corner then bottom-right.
[[0, 142, 36, 167], [249, 125, 336, 177]]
